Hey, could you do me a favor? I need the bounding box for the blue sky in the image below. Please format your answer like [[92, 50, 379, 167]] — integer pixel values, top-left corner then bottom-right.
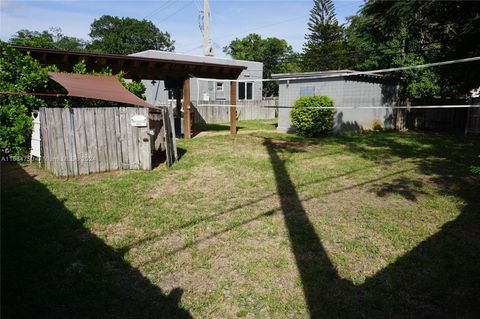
[[1, 0, 363, 58]]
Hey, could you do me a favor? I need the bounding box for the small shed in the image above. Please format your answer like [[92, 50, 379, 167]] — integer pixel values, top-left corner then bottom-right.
[[272, 70, 399, 133]]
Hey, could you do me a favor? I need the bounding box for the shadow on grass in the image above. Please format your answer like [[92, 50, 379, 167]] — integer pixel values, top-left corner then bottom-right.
[[152, 147, 187, 169], [1, 163, 193, 319], [120, 155, 408, 254], [264, 133, 480, 318], [373, 177, 427, 201], [194, 123, 244, 132]]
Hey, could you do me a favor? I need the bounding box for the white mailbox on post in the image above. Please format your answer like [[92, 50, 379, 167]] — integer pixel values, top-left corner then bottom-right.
[[30, 112, 41, 162], [130, 114, 147, 127]]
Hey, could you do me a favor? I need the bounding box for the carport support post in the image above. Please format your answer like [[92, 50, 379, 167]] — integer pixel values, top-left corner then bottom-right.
[[183, 78, 191, 139], [230, 81, 237, 136]]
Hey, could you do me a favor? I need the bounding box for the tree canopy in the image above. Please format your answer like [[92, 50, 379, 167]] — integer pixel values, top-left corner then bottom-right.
[[302, 0, 352, 71], [9, 27, 87, 50], [348, 0, 480, 99], [87, 15, 175, 54], [223, 33, 300, 96], [0, 42, 60, 153]]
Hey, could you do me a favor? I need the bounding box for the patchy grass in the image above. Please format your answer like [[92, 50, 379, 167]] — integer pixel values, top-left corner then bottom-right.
[[2, 121, 480, 318], [195, 118, 278, 133]]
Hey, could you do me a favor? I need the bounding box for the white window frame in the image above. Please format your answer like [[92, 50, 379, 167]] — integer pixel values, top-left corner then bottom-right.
[[215, 81, 224, 92], [238, 81, 254, 101]]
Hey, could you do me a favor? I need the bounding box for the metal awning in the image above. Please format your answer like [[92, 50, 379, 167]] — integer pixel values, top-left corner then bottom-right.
[[48, 72, 155, 108]]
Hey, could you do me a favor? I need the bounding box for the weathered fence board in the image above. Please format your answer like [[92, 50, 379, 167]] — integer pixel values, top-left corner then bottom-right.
[[192, 98, 277, 124], [149, 111, 164, 152], [113, 107, 123, 168], [104, 108, 117, 170], [40, 107, 156, 177], [39, 109, 51, 171], [85, 108, 99, 173], [53, 108, 68, 176], [73, 108, 89, 175], [163, 106, 177, 167]]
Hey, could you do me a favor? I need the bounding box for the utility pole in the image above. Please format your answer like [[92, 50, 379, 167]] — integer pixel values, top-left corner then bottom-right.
[[202, 0, 213, 56]]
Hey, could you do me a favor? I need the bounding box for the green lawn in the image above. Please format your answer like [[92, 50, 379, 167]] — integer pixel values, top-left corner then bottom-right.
[[194, 118, 278, 133], [2, 120, 479, 318]]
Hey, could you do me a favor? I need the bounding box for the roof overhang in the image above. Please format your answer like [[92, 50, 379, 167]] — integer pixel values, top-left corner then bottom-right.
[[11, 45, 246, 82]]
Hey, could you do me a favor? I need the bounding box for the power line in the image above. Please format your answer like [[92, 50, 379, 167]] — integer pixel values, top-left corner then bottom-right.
[[181, 14, 308, 54], [265, 105, 480, 110], [0, 91, 66, 97], [182, 104, 480, 110], [143, 1, 176, 20], [193, 55, 480, 82], [264, 47, 445, 64], [212, 0, 362, 43], [157, 1, 193, 24], [180, 0, 364, 54]]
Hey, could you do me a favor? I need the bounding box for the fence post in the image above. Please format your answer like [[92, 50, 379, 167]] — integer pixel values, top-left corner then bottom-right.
[[230, 81, 237, 136], [183, 78, 191, 139]]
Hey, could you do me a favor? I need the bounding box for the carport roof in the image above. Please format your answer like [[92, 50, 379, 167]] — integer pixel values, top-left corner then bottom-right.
[[11, 45, 246, 81]]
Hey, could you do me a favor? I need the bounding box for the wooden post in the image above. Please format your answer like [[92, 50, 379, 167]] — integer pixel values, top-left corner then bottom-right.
[[230, 81, 237, 136], [175, 88, 182, 118], [183, 78, 191, 139]]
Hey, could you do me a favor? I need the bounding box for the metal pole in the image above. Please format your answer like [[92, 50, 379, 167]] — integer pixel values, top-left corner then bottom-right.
[[230, 81, 237, 136], [183, 78, 191, 139]]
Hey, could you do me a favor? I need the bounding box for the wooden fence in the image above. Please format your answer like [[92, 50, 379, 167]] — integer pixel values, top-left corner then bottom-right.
[[466, 100, 480, 135], [40, 107, 158, 177], [394, 99, 473, 132], [192, 98, 277, 124]]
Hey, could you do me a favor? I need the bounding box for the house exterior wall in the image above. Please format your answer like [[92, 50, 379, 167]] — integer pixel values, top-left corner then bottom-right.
[[191, 62, 263, 102], [277, 76, 398, 133], [132, 50, 263, 105]]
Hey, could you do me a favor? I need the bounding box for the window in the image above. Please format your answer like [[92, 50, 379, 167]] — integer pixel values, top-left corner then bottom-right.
[[239, 82, 245, 100], [246, 82, 253, 100], [238, 81, 254, 100], [208, 81, 214, 91], [300, 86, 315, 97], [216, 82, 224, 91], [167, 89, 175, 100]]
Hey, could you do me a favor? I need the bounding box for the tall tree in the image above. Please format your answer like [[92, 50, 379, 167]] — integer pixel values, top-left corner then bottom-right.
[[87, 15, 174, 54], [303, 0, 352, 71], [348, 0, 480, 99], [224, 34, 300, 96], [9, 27, 87, 50]]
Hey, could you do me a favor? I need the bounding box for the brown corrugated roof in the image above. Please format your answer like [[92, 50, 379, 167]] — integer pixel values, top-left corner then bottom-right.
[[48, 72, 155, 108]]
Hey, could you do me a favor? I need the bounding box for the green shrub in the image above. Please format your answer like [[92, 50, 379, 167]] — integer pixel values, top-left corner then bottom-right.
[[0, 42, 54, 154], [290, 96, 335, 136], [0, 43, 146, 155], [0, 104, 33, 154], [470, 166, 480, 175]]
